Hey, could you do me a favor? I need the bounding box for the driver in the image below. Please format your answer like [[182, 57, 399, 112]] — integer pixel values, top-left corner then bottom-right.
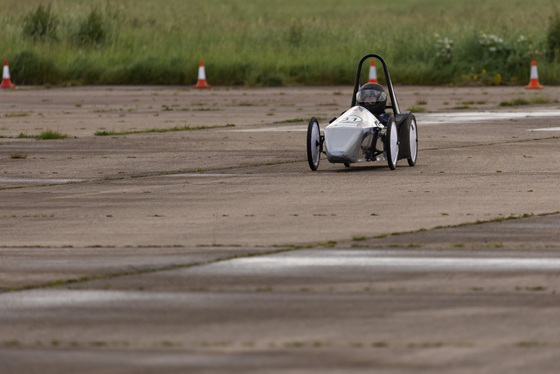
[[356, 83, 391, 123]]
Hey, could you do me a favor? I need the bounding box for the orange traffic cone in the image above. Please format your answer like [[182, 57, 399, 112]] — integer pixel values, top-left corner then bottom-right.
[[525, 60, 543, 89], [193, 60, 211, 89], [1, 60, 15, 89], [368, 60, 378, 83]]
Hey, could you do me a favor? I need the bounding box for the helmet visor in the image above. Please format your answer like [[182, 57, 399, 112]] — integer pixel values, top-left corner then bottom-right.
[[356, 89, 387, 105]]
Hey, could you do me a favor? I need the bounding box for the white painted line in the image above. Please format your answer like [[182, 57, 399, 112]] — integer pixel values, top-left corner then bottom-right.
[[0, 177, 84, 184], [225, 111, 560, 132], [530, 127, 560, 132], [215, 253, 560, 274], [164, 173, 252, 178], [228, 126, 305, 132], [418, 110, 560, 125]]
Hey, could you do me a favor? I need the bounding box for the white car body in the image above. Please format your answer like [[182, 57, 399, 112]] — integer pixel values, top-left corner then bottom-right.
[[324, 106, 384, 164]]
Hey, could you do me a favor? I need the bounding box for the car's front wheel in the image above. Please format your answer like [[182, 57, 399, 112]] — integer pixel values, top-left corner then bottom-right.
[[386, 117, 399, 170]]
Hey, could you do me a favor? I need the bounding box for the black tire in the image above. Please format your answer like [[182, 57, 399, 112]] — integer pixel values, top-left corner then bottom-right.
[[385, 116, 399, 170], [307, 117, 321, 171], [399, 115, 418, 167]]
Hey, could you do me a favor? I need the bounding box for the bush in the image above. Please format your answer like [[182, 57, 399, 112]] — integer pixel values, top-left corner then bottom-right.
[[73, 8, 105, 47], [22, 4, 58, 42], [9, 51, 60, 85], [434, 35, 454, 65], [546, 12, 560, 61], [67, 56, 102, 84], [254, 71, 284, 86], [105, 56, 188, 85]]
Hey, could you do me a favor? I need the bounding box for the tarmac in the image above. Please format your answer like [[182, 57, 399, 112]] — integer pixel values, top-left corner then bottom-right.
[[1, 85, 559, 373]]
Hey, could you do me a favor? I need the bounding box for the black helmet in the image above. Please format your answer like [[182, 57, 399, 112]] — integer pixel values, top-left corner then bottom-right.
[[356, 83, 387, 114]]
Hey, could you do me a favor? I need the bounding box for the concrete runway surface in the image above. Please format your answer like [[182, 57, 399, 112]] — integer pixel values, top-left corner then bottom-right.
[[1, 86, 560, 373]]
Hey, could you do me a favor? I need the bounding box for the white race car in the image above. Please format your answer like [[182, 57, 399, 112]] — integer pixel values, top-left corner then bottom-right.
[[307, 54, 418, 171]]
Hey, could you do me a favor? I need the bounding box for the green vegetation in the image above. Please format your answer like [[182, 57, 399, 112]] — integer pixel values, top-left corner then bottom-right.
[[406, 106, 427, 113], [22, 4, 59, 42], [18, 130, 68, 139], [3, 340, 21, 347], [273, 118, 307, 124], [2, 0, 560, 86], [546, 12, 560, 61], [4, 113, 30, 118], [516, 341, 547, 347], [94, 124, 235, 136], [499, 96, 555, 106]]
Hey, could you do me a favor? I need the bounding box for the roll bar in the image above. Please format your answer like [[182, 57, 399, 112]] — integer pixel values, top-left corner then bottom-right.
[[351, 54, 400, 115]]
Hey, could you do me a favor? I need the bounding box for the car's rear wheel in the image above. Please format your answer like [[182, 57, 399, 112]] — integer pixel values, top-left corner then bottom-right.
[[307, 117, 321, 171], [399, 115, 418, 167]]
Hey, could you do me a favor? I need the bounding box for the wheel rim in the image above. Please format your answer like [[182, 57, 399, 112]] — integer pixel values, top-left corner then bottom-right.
[[310, 122, 320, 167], [409, 119, 417, 162], [389, 121, 398, 164]]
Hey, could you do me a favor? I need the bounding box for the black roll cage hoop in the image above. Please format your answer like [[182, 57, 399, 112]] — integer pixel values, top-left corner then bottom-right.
[[351, 54, 400, 115]]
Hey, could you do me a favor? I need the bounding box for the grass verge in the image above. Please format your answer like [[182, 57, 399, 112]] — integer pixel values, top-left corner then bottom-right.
[[3, 1, 560, 86]]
